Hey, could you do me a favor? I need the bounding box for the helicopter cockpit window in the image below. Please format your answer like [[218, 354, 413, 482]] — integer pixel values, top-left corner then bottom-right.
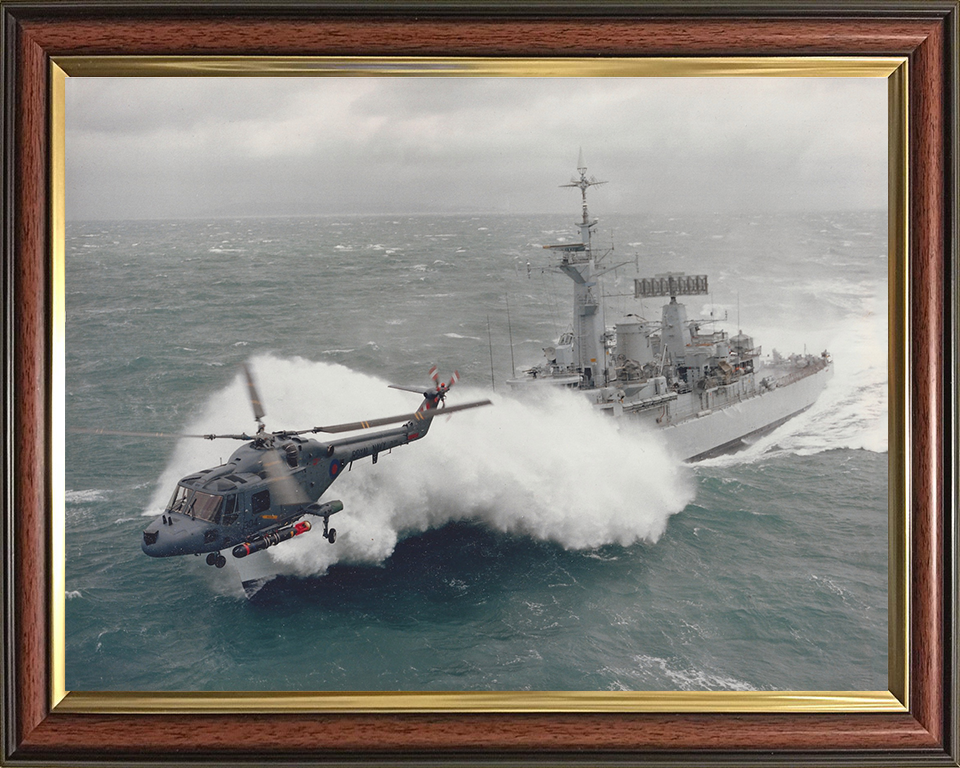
[[166, 484, 225, 523], [186, 491, 223, 523], [166, 485, 191, 514], [251, 489, 270, 515]]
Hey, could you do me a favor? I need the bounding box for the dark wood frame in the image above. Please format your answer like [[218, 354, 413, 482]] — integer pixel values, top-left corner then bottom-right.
[[2, 2, 957, 765]]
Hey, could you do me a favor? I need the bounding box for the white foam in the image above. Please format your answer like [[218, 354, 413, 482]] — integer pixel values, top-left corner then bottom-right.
[[147, 355, 694, 577], [66, 489, 110, 504], [605, 654, 759, 692], [700, 292, 887, 467]]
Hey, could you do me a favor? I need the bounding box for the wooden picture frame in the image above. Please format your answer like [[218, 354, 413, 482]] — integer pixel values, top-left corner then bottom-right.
[[2, 2, 957, 765]]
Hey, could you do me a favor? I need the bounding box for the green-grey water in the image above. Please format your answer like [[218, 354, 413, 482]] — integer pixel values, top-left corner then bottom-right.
[[65, 211, 887, 691]]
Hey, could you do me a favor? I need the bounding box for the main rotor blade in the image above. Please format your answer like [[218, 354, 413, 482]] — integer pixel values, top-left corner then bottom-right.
[[69, 427, 252, 441], [309, 398, 492, 434], [243, 362, 266, 424]]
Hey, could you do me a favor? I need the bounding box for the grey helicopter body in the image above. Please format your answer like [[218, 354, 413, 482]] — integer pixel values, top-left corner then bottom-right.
[[82, 364, 489, 572], [140, 427, 394, 564]]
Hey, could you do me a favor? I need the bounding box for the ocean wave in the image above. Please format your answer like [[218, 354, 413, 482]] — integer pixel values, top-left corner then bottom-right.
[[146, 355, 693, 579], [605, 654, 759, 692], [66, 489, 110, 504]]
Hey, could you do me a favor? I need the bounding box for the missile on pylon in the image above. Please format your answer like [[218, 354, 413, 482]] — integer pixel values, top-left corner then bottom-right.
[[232, 520, 312, 559]]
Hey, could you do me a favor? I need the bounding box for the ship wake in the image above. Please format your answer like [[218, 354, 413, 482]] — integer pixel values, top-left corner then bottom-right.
[[698, 294, 887, 468]]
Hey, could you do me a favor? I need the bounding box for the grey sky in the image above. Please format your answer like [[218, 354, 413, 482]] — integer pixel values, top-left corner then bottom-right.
[[65, 76, 887, 220]]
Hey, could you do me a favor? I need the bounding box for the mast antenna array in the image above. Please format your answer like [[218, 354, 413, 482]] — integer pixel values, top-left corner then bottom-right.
[[561, 148, 607, 230], [635, 273, 709, 300]]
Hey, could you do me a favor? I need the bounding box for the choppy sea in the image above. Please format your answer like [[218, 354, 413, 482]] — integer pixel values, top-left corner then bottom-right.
[[65, 210, 887, 692]]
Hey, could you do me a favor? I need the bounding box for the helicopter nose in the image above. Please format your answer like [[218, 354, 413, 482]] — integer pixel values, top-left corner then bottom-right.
[[141, 520, 164, 556], [141, 514, 176, 556], [141, 513, 217, 557]]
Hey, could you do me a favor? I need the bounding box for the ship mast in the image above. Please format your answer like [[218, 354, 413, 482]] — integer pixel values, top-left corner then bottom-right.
[[562, 148, 606, 252], [545, 151, 608, 388]]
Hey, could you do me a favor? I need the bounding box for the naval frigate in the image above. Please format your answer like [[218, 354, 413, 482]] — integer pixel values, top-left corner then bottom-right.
[[507, 154, 833, 461]]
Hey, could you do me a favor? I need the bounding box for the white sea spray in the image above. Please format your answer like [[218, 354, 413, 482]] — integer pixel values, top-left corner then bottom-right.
[[146, 355, 694, 577], [699, 290, 888, 468]]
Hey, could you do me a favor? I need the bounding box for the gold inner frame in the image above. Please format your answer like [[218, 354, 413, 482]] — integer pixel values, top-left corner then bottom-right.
[[49, 56, 909, 714]]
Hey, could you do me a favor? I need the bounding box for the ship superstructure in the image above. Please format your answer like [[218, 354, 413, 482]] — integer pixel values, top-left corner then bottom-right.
[[508, 155, 832, 461]]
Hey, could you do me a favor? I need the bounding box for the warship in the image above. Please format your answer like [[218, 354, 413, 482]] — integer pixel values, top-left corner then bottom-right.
[[507, 154, 833, 461]]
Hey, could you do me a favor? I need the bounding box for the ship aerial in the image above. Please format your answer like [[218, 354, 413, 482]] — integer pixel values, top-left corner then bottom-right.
[[507, 152, 833, 462]]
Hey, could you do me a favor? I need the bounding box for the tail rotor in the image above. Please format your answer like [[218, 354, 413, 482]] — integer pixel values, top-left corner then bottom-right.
[[435, 369, 459, 408], [389, 366, 459, 410]]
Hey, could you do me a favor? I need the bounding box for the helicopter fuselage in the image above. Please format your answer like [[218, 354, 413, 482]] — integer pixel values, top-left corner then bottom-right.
[[141, 418, 428, 559]]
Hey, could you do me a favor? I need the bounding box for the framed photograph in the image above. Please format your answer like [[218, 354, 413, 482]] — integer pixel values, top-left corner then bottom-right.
[[2, 2, 956, 765]]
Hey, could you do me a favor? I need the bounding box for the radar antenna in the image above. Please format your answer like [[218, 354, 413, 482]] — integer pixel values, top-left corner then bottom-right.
[[560, 148, 607, 234]]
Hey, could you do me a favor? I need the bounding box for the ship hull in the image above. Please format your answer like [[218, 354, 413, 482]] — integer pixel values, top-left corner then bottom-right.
[[648, 365, 832, 462]]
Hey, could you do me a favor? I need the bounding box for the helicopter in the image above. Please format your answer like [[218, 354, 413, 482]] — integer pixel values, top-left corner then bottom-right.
[[75, 364, 490, 571]]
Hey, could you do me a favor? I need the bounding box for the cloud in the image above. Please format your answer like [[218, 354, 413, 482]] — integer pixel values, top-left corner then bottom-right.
[[65, 76, 886, 220]]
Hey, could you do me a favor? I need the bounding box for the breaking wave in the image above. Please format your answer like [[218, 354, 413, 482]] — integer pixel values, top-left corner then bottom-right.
[[146, 355, 694, 578]]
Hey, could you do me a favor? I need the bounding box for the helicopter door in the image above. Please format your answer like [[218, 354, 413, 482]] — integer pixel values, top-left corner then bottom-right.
[[221, 493, 239, 526]]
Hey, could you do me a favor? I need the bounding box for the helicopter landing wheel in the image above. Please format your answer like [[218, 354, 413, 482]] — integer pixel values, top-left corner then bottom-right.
[[206, 552, 218, 566], [326, 528, 337, 544], [215, 554, 227, 568]]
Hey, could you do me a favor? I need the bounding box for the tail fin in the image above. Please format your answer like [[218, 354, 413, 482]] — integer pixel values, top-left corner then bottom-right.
[[386, 367, 485, 441]]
